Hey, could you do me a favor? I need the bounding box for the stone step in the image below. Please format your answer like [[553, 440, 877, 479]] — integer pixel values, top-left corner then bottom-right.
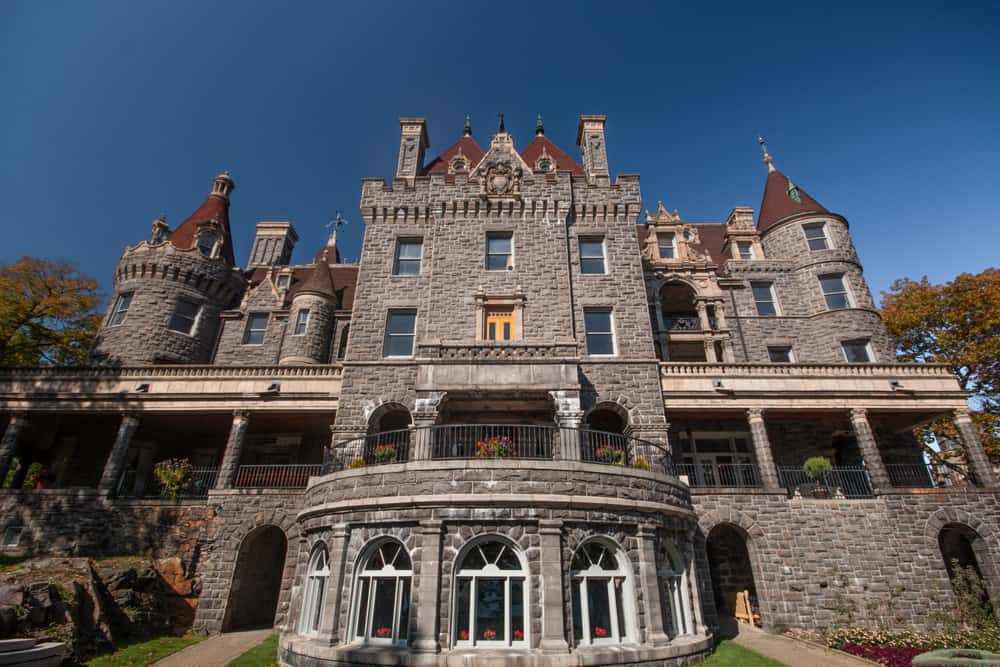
[[0, 641, 69, 666], [0, 639, 37, 652]]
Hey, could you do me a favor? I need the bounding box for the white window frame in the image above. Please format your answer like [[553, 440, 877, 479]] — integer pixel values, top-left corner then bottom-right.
[[766, 346, 794, 363], [275, 274, 291, 290], [393, 238, 423, 276], [678, 431, 755, 486], [818, 273, 852, 310], [453, 537, 529, 648], [293, 309, 310, 336], [579, 236, 606, 274], [196, 233, 219, 258], [167, 297, 201, 336], [571, 540, 635, 646], [1, 526, 24, 548], [583, 308, 616, 357], [802, 221, 831, 251], [750, 281, 779, 316], [657, 232, 676, 260], [658, 542, 692, 639], [842, 338, 874, 363], [108, 292, 133, 326], [383, 309, 416, 358], [485, 232, 514, 271], [736, 241, 755, 260], [242, 312, 269, 345], [299, 544, 330, 636], [350, 540, 412, 646]]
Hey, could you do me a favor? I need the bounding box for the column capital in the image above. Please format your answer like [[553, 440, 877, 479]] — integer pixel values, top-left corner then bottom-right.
[[953, 406, 973, 422], [849, 407, 869, 422], [637, 523, 657, 538], [746, 407, 765, 421], [330, 523, 349, 539], [538, 519, 563, 534], [120, 410, 141, 421], [232, 409, 252, 420], [417, 519, 444, 534]]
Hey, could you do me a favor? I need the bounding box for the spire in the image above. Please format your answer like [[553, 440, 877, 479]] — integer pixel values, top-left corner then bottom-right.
[[758, 136, 776, 173], [166, 172, 236, 265], [317, 212, 346, 264], [498, 112, 505, 134], [211, 170, 235, 200], [756, 148, 830, 232], [463, 113, 472, 137], [535, 114, 544, 136]]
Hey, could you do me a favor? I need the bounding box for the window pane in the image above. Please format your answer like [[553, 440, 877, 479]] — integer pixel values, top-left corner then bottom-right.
[[169, 300, 200, 334], [294, 309, 309, 335], [843, 340, 871, 363], [385, 335, 413, 357], [461, 547, 486, 570], [355, 578, 369, 638], [110, 293, 132, 325], [398, 240, 422, 259], [456, 578, 471, 642], [586, 333, 614, 356], [768, 347, 792, 363], [486, 235, 511, 254], [584, 310, 612, 334], [480, 541, 502, 564], [571, 580, 583, 642], [387, 311, 416, 334], [581, 257, 605, 274], [511, 578, 524, 641], [825, 292, 849, 309], [756, 301, 777, 316], [614, 577, 627, 640], [396, 259, 420, 275], [751, 283, 772, 302], [476, 578, 505, 642], [587, 578, 613, 639], [658, 233, 675, 258], [371, 578, 396, 639], [737, 242, 753, 259], [580, 239, 603, 257], [486, 254, 509, 271], [807, 237, 828, 251], [819, 274, 844, 293], [310, 577, 325, 631], [398, 579, 411, 640]]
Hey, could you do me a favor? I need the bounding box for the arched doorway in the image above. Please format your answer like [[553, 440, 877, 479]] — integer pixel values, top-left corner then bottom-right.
[[659, 282, 706, 362], [583, 404, 629, 463], [366, 404, 412, 462], [939, 524, 995, 617], [223, 525, 288, 631], [706, 524, 758, 633]]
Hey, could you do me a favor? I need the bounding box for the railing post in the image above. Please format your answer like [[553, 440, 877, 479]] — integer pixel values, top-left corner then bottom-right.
[[848, 408, 890, 493], [216, 410, 250, 490], [98, 412, 140, 495], [0, 412, 27, 485], [953, 407, 999, 487], [746, 409, 781, 491]]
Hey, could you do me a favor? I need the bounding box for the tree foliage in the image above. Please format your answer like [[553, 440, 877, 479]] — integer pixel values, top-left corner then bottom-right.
[[0, 257, 101, 366], [881, 268, 1000, 463]]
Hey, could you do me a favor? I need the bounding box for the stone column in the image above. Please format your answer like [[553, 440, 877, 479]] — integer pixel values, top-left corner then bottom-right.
[[216, 410, 250, 490], [683, 535, 706, 636], [549, 390, 582, 461], [0, 413, 28, 484], [98, 412, 140, 495], [411, 520, 443, 653], [746, 409, 780, 491], [849, 408, 890, 492], [413, 392, 445, 460], [695, 300, 711, 331], [713, 299, 729, 330], [132, 441, 158, 496], [319, 524, 350, 645], [538, 519, 569, 652], [953, 408, 999, 487], [635, 525, 670, 646]]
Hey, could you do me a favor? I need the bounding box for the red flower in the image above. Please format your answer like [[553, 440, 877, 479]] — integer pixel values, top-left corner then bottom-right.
[[594, 626, 608, 637], [459, 630, 469, 640], [375, 626, 392, 637], [513, 629, 524, 640], [482, 628, 497, 640]]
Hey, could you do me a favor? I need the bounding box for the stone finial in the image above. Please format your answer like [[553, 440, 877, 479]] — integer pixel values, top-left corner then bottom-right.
[[758, 135, 776, 173], [211, 171, 235, 200], [498, 111, 505, 134], [536, 113, 544, 136], [463, 113, 472, 137], [151, 215, 169, 243]]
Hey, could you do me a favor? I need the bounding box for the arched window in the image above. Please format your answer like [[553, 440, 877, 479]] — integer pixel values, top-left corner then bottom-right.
[[454, 538, 527, 647], [299, 544, 330, 636], [658, 542, 690, 638], [351, 540, 412, 645], [571, 540, 634, 645]]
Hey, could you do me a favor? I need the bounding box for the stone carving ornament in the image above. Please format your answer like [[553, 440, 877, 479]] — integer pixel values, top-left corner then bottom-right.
[[483, 162, 521, 197]]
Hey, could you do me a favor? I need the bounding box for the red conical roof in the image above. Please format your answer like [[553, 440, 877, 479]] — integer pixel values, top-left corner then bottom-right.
[[167, 193, 236, 265], [520, 135, 584, 176], [757, 167, 829, 232], [424, 136, 485, 174], [296, 249, 337, 299]]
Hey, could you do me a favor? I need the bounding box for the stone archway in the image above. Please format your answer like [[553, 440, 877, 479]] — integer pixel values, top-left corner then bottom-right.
[[223, 525, 288, 631], [705, 523, 758, 635]]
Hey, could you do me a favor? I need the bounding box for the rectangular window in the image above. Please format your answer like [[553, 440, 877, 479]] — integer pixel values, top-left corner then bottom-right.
[[819, 274, 851, 309], [485, 233, 513, 271], [767, 346, 793, 363], [275, 274, 290, 289], [1, 526, 23, 548], [579, 237, 606, 274], [484, 306, 516, 341], [242, 312, 269, 345], [584, 309, 615, 356], [393, 238, 423, 276], [657, 232, 676, 259], [384, 309, 416, 357], [803, 222, 830, 251], [737, 241, 754, 260], [108, 292, 133, 326], [167, 298, 201, 335], [842, 339, 873, 363], [751, 282, 778, 316], [294, 309, 310, 335]]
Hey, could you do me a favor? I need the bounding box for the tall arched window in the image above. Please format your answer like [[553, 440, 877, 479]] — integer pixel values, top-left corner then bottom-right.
[[571, 540, 634, 645], [454, 538, 528, 647], [299, 544, 329, 636], [351, 540, 412, 645], [658, 542, 690, 638]]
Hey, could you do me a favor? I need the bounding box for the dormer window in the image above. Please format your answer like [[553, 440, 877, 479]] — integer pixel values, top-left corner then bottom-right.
[[657, 233, 676, 260], [276, 274, 290, 290], [452, 159, 467, 172], [536, 158, 554, 173], [737, 241, 754, 260], [197, 234, 218, 258]]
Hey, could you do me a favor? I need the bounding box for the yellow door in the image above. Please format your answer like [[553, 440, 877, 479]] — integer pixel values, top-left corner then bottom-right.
[[484, 307, 516, 341]]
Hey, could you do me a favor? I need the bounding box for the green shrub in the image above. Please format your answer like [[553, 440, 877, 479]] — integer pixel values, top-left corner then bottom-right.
[[153, 459, 192, 499], [802, 456, 832, 480]]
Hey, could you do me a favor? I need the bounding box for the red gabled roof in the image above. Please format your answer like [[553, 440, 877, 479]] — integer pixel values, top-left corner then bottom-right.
[[757, 168, 829, 232], [520, 135, 585, 176], [423, 136, 485, 174], [167, 194, 236, 265]]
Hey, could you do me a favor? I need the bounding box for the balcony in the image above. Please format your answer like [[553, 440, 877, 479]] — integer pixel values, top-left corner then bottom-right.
[[677, 463, 761, 488], [663, 316, 701, 332], [777, 465, 874, 498], [116, 466, 219, 498]]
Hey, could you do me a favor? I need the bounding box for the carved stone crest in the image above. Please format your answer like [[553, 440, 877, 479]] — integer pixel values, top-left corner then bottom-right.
[[484, 163, 520, 197]]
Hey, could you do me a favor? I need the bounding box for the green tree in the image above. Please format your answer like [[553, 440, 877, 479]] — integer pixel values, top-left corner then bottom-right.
[[881, 268, 1000, 464], [0, 257, 101, 365]]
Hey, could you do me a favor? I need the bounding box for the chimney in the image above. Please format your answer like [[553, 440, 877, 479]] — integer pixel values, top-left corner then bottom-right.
[[576, 115, 610, 183], [395, 117, 429, 181], [247, 221, 298, 269]]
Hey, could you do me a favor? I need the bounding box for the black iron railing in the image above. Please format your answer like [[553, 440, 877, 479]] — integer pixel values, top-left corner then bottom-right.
[[430, 424, 554, 460], [116, 467, 219, 498], [676, 463, 761, 488], [777, 465, 874, 498]]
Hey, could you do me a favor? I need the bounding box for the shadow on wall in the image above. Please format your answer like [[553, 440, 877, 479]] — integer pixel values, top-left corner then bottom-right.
[[222, 525, 288, 631]]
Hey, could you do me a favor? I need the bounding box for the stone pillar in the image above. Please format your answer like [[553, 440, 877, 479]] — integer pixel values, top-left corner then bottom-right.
[[703, 338, 717, 363], [538, 519, 569, 652], [413, 392, 445, 460], [635, 525, 670, 646], [746, 409, 780, 491], [713, 299, 728, 330], [953, 408, 999, 487], [133, 441, 158, 496], [0, 413, 28, 484], [849, 408, 890, 492], [216, 410, 250, 490], [98, 412, 140, 495], [549, 390, 582, 461], [412, 520, 443, 653], [695, 300, 711, 331], [683, 535, 706, 636], [319, 524, 350, 645]]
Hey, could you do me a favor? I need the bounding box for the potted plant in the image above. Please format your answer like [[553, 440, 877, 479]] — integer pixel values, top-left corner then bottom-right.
[[481, 628, 497, 640], [475, 436, 512, 459], [373, 444, 398, 464], [595, 445, 626, 465], [632, 455, 650, 471], [802, 456, 833, 497], [348, 457, 366, 469], [153, 458, 193, 500], [25, 464, 52, 490]]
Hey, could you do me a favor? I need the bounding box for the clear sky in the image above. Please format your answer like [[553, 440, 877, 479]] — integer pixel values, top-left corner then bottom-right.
[[1, 1, 997, 303]]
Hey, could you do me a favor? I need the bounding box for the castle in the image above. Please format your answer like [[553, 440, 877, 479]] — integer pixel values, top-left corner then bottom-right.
[[1, 114, 997, 666]]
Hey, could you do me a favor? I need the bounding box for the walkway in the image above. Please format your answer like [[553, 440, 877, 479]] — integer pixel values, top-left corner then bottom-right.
[[732, 625, 878, 667], [153, 628, 274, 667]]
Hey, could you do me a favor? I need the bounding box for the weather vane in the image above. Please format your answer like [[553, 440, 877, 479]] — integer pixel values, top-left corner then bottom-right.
[[326, 211, 348, 232]]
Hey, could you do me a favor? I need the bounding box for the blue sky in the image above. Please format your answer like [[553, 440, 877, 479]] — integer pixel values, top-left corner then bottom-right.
[[1, 1, 997, 302]]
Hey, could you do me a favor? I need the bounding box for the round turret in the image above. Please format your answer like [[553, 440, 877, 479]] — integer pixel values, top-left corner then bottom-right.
[[279, 247, 339, 365]]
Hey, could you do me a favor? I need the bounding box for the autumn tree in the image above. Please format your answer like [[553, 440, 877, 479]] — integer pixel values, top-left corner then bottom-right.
[[881, 268, 1000, 464], [0, 257, 102, 366]]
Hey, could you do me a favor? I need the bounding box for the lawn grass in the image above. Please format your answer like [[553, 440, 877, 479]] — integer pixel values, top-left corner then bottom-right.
[[83, 634, 206, 667], [697, 640, 787, 666], [227, 633, 279, 667]]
